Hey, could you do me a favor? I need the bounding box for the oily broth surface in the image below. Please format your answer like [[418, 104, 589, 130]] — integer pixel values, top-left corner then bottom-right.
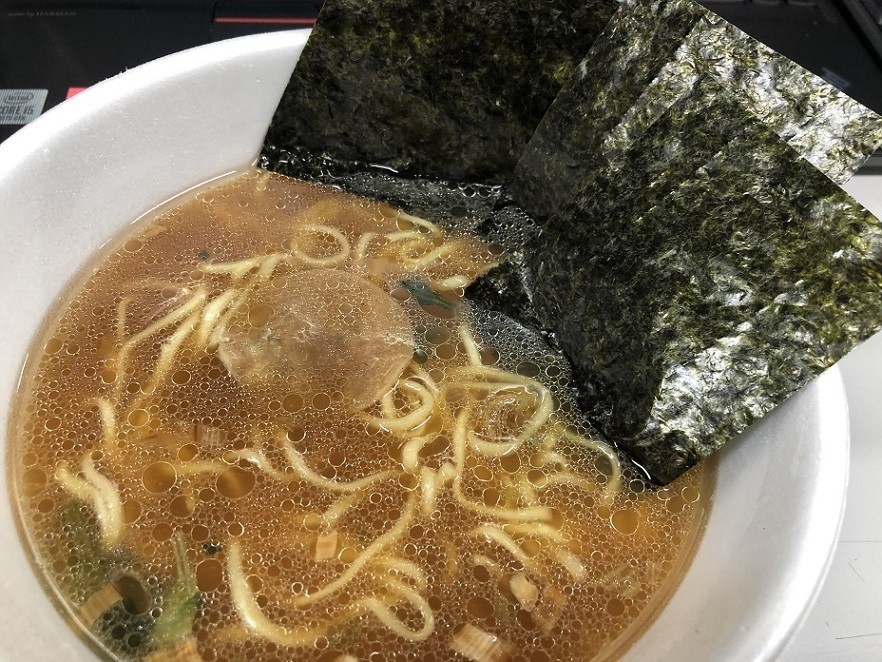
[[11, 169, 709, 662]]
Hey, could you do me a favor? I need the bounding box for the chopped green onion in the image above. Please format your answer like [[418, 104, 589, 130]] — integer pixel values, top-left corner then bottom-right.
[[152, 533, 201, 650], [59, 500, 109, 593], [400, 279, 452, 311]]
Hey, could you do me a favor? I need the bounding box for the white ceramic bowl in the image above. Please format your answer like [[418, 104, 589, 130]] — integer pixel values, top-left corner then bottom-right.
[[0, 31, 849, 661]]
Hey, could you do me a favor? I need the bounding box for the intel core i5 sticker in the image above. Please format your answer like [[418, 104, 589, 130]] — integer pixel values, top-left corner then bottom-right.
[[0, 89, 49, 126]]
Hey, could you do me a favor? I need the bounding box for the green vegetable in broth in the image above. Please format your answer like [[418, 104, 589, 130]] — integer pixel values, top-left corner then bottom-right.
[[59, 500, 110, 594], [400, 278, 452, 312], [151, 535, 200, 651]]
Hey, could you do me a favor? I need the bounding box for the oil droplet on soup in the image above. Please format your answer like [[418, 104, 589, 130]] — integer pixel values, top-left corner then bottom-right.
[[10, 168, 711, 662]]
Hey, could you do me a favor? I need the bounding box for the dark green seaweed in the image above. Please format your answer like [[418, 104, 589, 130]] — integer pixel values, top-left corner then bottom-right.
[[508, 72, 882, 483], [514, 0, 882, 222], [263, 0, 619, 182], [512, 0, 705, 220]]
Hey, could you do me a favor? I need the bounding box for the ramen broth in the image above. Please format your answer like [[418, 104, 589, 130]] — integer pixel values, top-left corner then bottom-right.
[[10, 169, 710, 662]]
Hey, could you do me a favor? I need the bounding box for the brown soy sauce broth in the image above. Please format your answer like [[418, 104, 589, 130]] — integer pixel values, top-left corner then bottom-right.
[[10, 168, 712, 662]]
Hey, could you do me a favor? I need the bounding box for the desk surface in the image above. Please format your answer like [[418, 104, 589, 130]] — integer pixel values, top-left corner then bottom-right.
[[779, 173, 882, 661]]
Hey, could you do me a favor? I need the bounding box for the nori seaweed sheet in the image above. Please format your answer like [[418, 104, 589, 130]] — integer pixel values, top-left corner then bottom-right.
[[262, 0, 882, 484], [512, 0, 706, 220], [482, 1, 882, 483], [514, 0, 882, 221], [498, 72, 882, 484], [263, 0, 619, 182]]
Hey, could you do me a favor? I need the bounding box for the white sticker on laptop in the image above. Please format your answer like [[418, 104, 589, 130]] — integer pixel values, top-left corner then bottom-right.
[[0, 89, 49, 126]]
